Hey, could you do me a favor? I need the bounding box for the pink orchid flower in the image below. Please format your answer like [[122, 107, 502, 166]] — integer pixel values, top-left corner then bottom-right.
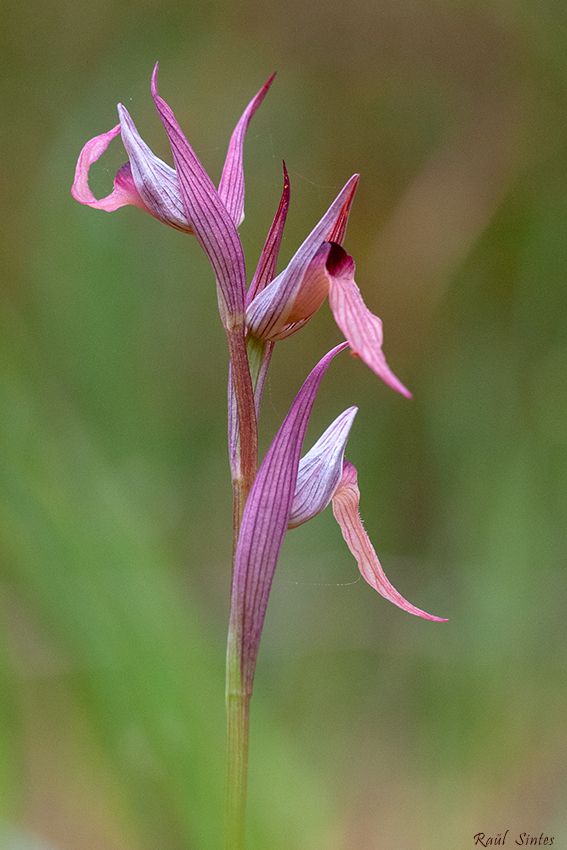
[[246, 179, 412, 398], [231, 345, 445, 697], [72, 72, 274, 234], [72, 66, 446, 846]]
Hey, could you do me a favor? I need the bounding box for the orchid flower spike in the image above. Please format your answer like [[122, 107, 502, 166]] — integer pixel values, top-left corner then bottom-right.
[[289, 410, 447, 621], [246, 178, 412, 398], [72, 70, 274, 233]]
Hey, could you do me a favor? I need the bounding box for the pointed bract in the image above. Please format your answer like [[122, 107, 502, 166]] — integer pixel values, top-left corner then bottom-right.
[[230, 343, 349, 694], [219, 73, 276, 229], [247, 162, 290, 306], [332, 461, 447, 621], [248, 162, 290, 409], [152, 64, 247, 323], [228, 164, 291, 479]]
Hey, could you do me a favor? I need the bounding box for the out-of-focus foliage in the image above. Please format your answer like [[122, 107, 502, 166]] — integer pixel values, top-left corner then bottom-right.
[[1, 0, 566, 847]]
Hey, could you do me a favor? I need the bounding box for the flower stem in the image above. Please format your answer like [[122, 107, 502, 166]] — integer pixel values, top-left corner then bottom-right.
[[225, 658, 250, 850], [225, 327, 258, 850], [226, 325, 258, 498], [225, 497, 252, 850]]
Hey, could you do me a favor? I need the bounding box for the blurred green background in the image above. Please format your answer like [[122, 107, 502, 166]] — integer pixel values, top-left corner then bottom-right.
[[1, 0, 567, 847]]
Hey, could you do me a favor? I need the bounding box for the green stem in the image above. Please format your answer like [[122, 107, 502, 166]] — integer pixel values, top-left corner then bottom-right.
[[225, 653, 251, 850], [225, 541, 253, 850]]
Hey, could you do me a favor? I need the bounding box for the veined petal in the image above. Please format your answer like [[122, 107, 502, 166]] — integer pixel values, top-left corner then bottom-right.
[[117, 104, 193, 233], [332, 461, 447, 621], [219, 73, 276, 229], [231, 342, 349, 693], [151, 64, 246, 323], [289, 406, 358, 528], [327, 245, 413, 398], [71, 125, 151, 213], [246, 175, 359, 340]]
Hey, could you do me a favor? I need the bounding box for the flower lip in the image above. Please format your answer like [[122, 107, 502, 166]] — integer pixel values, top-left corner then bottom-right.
[[326, 252, 412, 398], [247, 232, 412, 398], [71, 110, 193, 232], [332, 461, 448, 621], [71, 124, 151, 213]]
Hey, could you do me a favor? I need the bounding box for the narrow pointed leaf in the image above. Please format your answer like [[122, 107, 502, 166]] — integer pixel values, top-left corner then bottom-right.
[[332, 461, 447, 621]]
